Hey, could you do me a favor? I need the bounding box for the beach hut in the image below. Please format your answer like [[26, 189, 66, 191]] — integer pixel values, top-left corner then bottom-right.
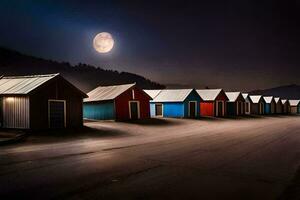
[[0, 74, 87, 129], [274, 97, 283, 114], [144, 89, 202, 118], [281, 99, 290, 114], [84, 83, 151, 121], [263, 96, 276, 114], [249, 95, 266, 115], [225, 92, 245, 116], [242, 93, 251, 115], [196, 89, 228, 117], [289, 100, 300, 114]]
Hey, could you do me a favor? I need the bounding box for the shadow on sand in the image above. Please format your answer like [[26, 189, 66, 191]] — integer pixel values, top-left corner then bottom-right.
[[121, 117, 183, 126], [223, 115, 266, 120], [191, 116, 225, 121], [27, 125, 130, 139], [225, 114, 300, 120], [278, 165, 300, 200], [266, 114, 292, 118]]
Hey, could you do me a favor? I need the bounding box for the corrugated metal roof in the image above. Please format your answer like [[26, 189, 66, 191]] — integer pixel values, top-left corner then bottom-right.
[[281, 99, 288, 104], [144, 90, 162, 99], [263, 96, 274, 104], [225, 92, 242, 102], [289, 100, 300, 106], [84, 83, 135, 102], [0, 74, 59, 95], [196, 89, 222, 101], [274, 97, 281, 104], [242, 93, 249, 100], [151, 89, 194, 102], [249, 95, 263, 103]]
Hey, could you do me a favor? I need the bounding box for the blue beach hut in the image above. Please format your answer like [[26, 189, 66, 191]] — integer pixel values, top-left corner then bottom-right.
[[263, 96, 276, 114], [144, 89, 202, 118]]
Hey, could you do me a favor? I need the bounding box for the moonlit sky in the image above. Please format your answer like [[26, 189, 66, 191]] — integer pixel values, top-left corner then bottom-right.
[[0, 0, 300, 90]]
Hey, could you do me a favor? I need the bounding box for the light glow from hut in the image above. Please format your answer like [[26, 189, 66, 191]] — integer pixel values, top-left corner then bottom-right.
[[6, 97, 14, 103]]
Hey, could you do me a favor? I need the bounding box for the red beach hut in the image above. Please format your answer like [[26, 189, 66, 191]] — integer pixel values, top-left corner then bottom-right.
[[196, 89, 228, 117]]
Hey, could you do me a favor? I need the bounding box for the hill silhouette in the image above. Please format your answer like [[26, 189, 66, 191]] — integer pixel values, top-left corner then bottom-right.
[[250, 84, 300, 99], [0, 47, 164, 92]]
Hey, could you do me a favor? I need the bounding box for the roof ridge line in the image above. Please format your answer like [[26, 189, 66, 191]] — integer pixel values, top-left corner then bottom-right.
[[182, 89, 195, 101], [96, 83, 136, 88], [3, 73, 59, 79]]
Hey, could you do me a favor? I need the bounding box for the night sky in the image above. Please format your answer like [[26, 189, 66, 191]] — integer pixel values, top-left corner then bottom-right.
[[0, 0, 300, 91]]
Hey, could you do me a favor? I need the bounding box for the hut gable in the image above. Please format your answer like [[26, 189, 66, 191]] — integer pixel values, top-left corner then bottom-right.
[[281, 99, 289, 105], [225, 92, 245, 102], [289, 100, 300, 106], [149, 89, 197, 103], [274, 97, 282, 104], [249, 95, 265, 104], [196, 89, 228, 101], [263, 96, 275, 104], [144, 90, 162, 99], [242, 93, 250, 101]]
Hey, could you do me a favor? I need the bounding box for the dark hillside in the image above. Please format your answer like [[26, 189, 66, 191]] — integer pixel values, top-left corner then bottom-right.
[[0, 47, 164, 92]]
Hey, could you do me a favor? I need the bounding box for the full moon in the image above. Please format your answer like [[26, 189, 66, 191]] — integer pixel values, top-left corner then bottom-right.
[[93, 32, 114, 53]]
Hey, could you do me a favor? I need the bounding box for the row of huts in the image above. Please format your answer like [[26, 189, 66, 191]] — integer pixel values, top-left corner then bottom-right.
[[83, 83, 299, 119], [143, 90, 300, 118], [0, 73, 299, 130]]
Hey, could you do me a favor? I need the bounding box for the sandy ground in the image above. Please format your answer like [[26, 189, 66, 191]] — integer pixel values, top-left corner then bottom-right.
[[0, 115, 299, 199]]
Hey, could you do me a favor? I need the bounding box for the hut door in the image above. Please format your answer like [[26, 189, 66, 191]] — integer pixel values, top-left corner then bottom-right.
[[245, 102, 250, 114], [217, 101, 223, 117], [239, 102, 244, 115], [155, 103, 163, 117], [48, 100, 66, 128], [189, 101, 196, 117], [129, 101, 140, 120], [260, 103, 264, 114]]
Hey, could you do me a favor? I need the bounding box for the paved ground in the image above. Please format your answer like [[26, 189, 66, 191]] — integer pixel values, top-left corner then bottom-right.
[[0, 116, 299, 199], [0, 130, 27, 144]]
